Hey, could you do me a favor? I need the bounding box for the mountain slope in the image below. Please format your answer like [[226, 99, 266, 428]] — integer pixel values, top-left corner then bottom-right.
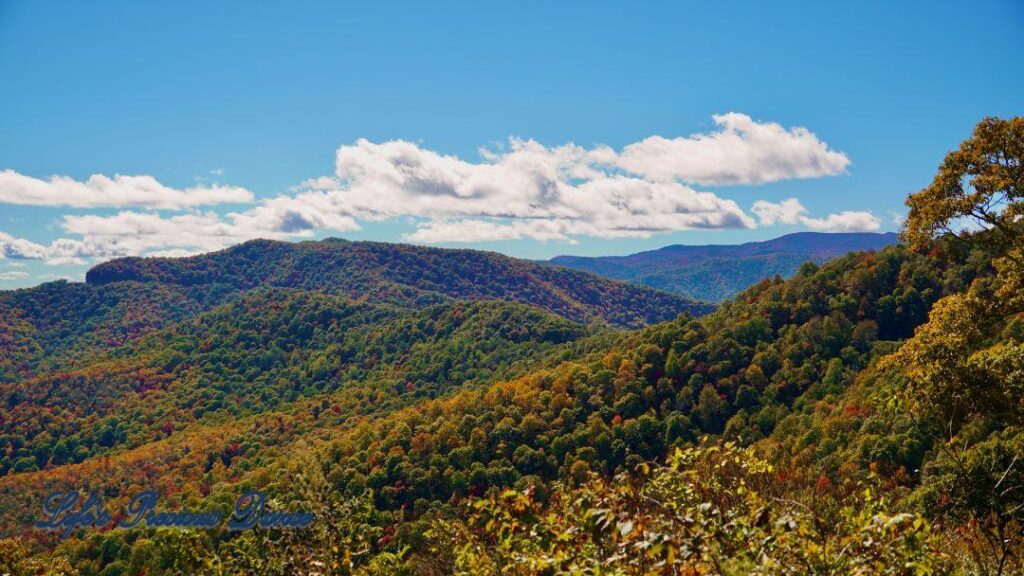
[[0, 291, 591, 477], [0, 241, 984, 572], [85, 238, 713, 328], [0, 280, 215, 381], [2, 236, 1011, 574], [548, 231, 899, 301]]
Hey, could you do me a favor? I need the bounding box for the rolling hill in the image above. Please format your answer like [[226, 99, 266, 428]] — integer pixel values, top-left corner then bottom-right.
[[547, 231, 899, 301], [1, 237, 1007, 575], [0, 238, 710, 382], [0, 232, 1017, 575], [85, 238, 714, 328]]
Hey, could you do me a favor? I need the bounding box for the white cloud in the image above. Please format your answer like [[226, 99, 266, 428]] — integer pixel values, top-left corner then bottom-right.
[[751, 198, 806, 226], [303, 113, 846, 241], [0, 230, 106, 265], [0, 213, 346, 268], [403, 219, 613, 244], [298, 136, 757, 243], [752, 198, 881, 232], [0, 170, 254, 208], [61, 205, 360, 259], [0, 231, 50, 261], [0, 183, 368, 264], [801, 211, 882, 232], [405, 220, 531, 243], [60, 212, 249, 258], [145, 248, 207, 258], [228, 192, 360, 235], [0, 270, 29, 280], [616, 113, 850, 185], [2, 113, 859, 261]]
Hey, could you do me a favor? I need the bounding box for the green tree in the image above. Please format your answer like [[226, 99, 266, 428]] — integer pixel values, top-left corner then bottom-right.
[[694, 384, 728, 433]]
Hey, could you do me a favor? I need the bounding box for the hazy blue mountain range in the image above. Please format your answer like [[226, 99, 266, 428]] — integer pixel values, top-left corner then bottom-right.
[[547, 232, 900, 301]]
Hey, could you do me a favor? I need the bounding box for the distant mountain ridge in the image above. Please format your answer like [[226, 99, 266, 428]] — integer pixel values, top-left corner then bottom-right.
[[547, 232, 899, 301], [84, 238, 712, 328]]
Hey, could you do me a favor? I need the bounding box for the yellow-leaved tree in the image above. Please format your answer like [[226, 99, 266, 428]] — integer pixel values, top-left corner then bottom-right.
[[903, 116, 1023, 257], [891, 116, 1024, 576]]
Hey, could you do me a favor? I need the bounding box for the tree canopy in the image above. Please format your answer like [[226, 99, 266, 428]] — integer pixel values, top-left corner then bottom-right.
[[903, 116, 1023, 255]]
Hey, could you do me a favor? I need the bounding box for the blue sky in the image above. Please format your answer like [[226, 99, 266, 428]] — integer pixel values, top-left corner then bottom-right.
[[0, 0, 1022, 288]]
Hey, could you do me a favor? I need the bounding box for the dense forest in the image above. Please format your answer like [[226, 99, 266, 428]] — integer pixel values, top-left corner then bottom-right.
[[0, 117, 1021, 575]]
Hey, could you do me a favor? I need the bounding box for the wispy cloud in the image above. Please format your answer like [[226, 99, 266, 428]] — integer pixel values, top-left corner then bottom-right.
[[0, 170, 253, 208], [0, 270, 29, 280]]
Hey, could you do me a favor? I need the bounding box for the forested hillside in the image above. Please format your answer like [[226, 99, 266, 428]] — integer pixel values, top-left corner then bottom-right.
[[3, 237, 985, 575], [0, 117, 1020, 575], [0, 281, 210, 380], [0, 293, 593, 477], [85, 239, 713, 328]]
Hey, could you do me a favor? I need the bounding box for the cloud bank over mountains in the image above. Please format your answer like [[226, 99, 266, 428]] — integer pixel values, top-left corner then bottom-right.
[[0, 114, 879, 266]]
